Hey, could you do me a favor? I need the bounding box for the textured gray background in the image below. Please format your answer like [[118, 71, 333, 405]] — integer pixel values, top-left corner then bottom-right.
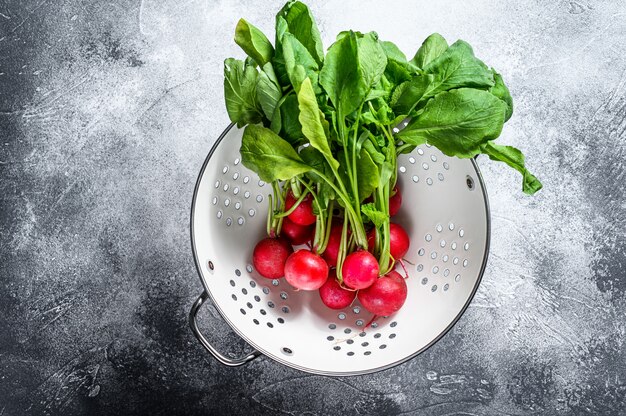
[[1, 0, 625, 415]]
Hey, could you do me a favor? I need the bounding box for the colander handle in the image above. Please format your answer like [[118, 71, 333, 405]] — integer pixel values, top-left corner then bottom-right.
[[189, 291, 261, 366]]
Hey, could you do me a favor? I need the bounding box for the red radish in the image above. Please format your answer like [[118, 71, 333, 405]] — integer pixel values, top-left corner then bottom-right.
[[318, 270, 355, 309], [285, 191, 316, 226], [253, 237, 293, 279], [358, 270, 407, 316], [321, 222, 343, 267], [389, 185, 402, 216], [281, 217, 314, 246], [389, 223, 410, 260], [342, 250, 379, 290], [284, 249, 329, 290]]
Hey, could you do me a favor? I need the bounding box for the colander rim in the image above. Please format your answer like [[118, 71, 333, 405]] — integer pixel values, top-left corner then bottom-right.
[[189, 123, 491, 376]]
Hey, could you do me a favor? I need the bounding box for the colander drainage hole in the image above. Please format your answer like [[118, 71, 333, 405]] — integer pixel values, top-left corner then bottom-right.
[[253, 319, 259, 325], [334, 346, 341, 351], [246, 264, 253, 273], [280, 292, 288, 300], [347, 352, 355, 356], [249, 281, 256, 288], [455, 274, 461, 282], [380, 344, 387, 349], [417, 264, 424, 272], [389, 333, 396, 339], [443, 284, 450, 291], [364, 351, 371, 356], [260, 309, 266, 315], [359, 332, 366, 337], [267, 322, 273, 328], [235, 269, 241, 277], [347, 339, 354, 345], [268, 301, 275, 308], [254, 295, 260, 303], [262, 287, 270, 295], [231, 294, 237, 301], [329, 324, 336, 330], [371, 322, 379, 328], [355, 319, 364, 326], [241, 288, 248, 295], [240, 308, 246, 315], [229, 280, 235, 287], [353, 306, 360, 314], [390, 321, 397, 327], [277, 317, 284, 324], [422, 277, 428, 285], [272, 279, 280, 286], [466, 175, 475, 190], [374, 333, 381, 339], [327, 336, 334, 341], [281, 347, 293, 356], [362, 342, 369, 347], [338, 313, 346, 320], [208, 260, 214, 271], [281, 306, 290, 313], [344, 328, 351, 334], [246, 302, 253, 309], [431, 285, 438, 292]]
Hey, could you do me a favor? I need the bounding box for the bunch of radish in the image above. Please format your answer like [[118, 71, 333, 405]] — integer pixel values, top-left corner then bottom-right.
[[226, 0, 541, 317], [252, 184, 409, 317]]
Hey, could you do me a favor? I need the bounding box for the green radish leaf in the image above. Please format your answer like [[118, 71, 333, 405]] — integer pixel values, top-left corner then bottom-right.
[[411, 33, 448, 69], [423, 40, 495, 95], [223, 58, 263, 127], [240, 124, 311, 182], [397, 88, 507, 158], [281, 32, 319, 91], [390, 74, 434, 115], [234, 19, 274, 67], [489, 69, 513, 121], [356, 147, 380, 202], [381, 40, 413, 86], [357, 32, 388, 91], [296, 78, 340, 170], [381, 40, 408, 63], [481, 142, 542, 194], [320, 32, 368, 117], [361, 203, 388, 228], [362, 140, 385, 165], [365, 89, 388, 102], [379, 161, 394, 187], [300, 146, 331, 177], [272, 16, 290, 86], [277, 93, 304, 146], [256, 63, 282, 120], [277, 0, 324, 65]]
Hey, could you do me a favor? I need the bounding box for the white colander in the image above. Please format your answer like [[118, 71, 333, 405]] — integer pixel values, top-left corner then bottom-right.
[[189, 123, 490, 376]]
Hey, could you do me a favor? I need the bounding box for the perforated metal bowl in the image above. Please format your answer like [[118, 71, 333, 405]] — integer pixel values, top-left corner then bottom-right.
[[189, 123, 490, 376]]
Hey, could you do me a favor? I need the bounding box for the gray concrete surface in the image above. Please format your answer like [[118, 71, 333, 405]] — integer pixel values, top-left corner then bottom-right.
[[1, 0, 625, 414]]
